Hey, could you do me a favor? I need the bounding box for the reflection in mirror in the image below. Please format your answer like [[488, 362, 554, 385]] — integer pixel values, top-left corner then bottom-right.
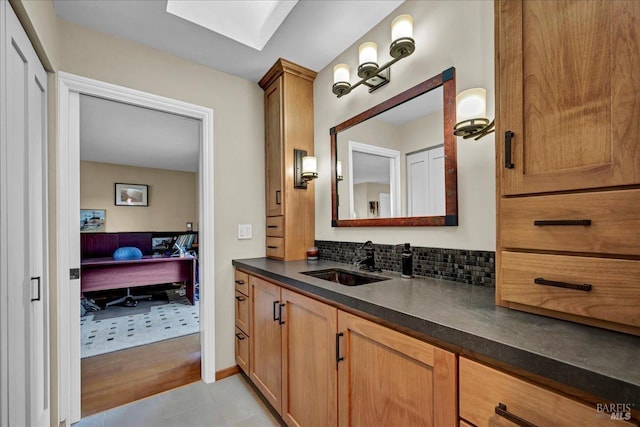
[[331, 67, 457, 227], [338, 87, 444, 219]]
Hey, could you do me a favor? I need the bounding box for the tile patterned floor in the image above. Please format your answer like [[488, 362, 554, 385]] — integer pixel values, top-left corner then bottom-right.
[[81, 290, 199, 358], [73, 374, 282, 427]]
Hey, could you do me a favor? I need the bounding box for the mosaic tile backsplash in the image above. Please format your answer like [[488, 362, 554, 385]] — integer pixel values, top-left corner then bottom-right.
[[315, 240, 495, 287]]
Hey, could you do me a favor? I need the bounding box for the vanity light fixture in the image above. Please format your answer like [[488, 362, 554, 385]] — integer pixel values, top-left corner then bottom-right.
[[336, 160, 344, 182], [294, 149, 318, 189], [332, 14, 415, 98], [453, 87, 495, 140]]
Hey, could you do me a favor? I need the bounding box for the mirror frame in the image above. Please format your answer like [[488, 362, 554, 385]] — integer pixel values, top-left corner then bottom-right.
[[330, 67, 458, 227]]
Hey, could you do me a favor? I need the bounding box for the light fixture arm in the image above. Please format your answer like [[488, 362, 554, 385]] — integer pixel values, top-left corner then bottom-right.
[[334, 47, 413, 98]]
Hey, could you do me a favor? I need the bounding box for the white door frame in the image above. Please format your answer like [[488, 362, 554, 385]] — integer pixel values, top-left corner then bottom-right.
[[56, 72, 215, 424], [347, 140, 401, 218]]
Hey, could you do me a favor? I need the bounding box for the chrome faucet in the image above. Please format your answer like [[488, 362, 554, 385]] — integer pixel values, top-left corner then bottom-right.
[[354, 241, 380, 272]]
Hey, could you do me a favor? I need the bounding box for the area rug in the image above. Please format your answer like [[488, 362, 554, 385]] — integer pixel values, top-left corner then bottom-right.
[[80, 289, 199, 358]]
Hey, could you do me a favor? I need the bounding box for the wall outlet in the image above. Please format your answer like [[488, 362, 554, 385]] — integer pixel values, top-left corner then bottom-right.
[[237, 224, 252, 240]]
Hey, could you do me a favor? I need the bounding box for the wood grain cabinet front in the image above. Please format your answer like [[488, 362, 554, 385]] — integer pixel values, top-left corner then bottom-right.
[[260, 59, 317, 261], [249, 275, 337, 425], [234, 270, 251, 374], [496, 0, 640, 335], [241, 272, 458, 427], [337, 311, 457, 427], [460, 357, 637, 427]]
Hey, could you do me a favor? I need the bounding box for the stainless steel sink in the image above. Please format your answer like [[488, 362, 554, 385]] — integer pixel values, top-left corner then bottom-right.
[[301, 268, 388, 286]]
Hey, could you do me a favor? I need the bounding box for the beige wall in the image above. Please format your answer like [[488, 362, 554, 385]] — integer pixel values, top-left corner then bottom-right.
[[58, 19, 266, 375], [80, 161, 197, 232], [315, 0, 495, 251]]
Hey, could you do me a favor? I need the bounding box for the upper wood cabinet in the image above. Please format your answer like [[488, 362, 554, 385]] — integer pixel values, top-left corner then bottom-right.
[[497, 0, 640, 196], [264, 78, 284, 217], [259, 59, 317, 260]]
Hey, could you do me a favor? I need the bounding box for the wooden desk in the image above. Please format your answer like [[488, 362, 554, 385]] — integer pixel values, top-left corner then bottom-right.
[[81, 255, 196, 304]]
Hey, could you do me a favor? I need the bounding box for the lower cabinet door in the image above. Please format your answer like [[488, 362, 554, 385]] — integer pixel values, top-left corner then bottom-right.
[[337, 311, 457, 427], [249, 276, 283, 413], [281, 289, 338, 427]]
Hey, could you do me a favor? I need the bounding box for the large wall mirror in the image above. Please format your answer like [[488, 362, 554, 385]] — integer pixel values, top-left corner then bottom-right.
[[331, 67, 458, 227]]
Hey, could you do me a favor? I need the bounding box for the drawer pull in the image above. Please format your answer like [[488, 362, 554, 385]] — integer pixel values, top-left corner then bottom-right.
[[495, 403, 537, 427], [275, 190, 281, 205], [504, 131, 515, 169], [235, 295, 246, 302], [267, 245, 278, 249], [533, 219, 591, 226], [235, 333, 245, 341], [278, 303, 286, 325], [336, 332, 344, 364], [534, 277, 592, 292], [267, 225, 278, 229], [235, 279, 245, 285]]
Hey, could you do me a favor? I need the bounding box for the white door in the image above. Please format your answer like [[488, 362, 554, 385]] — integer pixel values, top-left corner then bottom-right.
[[1, 3, 50, 427], [379, 193, 391, 218], [407, 146, 445, 216]]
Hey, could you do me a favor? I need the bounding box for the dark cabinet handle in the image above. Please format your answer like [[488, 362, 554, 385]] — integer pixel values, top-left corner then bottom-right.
[[533, 219, 591, 226], [267, 246, 278, 249], [235, 333, 245, 341], [278, 303, 285, 325], [235, 295, 246, 302], [275, 190, 281, 205], [336, 332, 344, 364], [505, 131, 515, 169], [273, 300, 280, 322], [495, 403, 537, 427], [535, 277, 592, 292], [235, 279, 245, 285], [30, 276, 41, 302], [267, 225, 278, 229]]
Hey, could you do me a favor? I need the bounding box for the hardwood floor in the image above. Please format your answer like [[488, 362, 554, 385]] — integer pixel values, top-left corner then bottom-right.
[[81, 333, 201, 417]]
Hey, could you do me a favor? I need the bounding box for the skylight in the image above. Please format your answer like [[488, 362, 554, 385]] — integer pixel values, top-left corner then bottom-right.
[[166, 0, 298, 51]]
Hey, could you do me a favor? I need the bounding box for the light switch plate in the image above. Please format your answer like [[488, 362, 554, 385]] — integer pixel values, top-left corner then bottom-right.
[[237, 224, 252, 240]]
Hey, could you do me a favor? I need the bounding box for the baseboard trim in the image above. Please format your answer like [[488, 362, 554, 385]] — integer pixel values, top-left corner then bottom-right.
[[215, 365, 240, 380]]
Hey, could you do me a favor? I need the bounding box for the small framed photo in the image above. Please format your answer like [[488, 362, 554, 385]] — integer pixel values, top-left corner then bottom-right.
[[80, 209, 106, 232], [115, 183, 148, 206]]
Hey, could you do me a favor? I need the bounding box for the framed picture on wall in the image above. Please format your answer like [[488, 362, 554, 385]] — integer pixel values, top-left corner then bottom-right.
[[80, 209, 106, 232], [115, 183, 149, 206]]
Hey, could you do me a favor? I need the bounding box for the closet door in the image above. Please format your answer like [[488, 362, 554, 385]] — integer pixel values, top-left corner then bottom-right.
[[1, 3, 49, 427]]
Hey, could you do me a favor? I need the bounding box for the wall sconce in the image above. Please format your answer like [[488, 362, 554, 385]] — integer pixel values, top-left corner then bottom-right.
[[332, 14, 415, 97], [453, 88, 495, 140], [294, 149, 318, 189], [336, 160, 343, 182]]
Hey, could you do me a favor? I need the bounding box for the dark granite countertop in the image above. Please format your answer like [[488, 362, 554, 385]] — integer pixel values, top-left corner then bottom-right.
[[232, 257, 640, 407]]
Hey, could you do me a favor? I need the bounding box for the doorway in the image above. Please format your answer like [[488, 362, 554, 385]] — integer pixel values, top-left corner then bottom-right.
[[57, 72, 215, 425]]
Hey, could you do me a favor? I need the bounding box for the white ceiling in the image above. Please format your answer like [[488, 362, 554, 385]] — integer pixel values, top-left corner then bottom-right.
[[54, 0, 404, 83], [79, 95, 200, 172], [353, 151, 390, 185], [374, 86, 443, 126], [61, 0, 405, 171]]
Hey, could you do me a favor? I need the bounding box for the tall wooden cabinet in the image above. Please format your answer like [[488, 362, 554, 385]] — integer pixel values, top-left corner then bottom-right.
[[259, 59, 317, 261], [495, 0, 640, 334]]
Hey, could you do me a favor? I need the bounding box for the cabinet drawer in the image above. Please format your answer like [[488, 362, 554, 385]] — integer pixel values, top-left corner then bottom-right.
[[266, 216, 284, 237], [235, 291, 250, 335], [235, 327, 249, 375], [501, 189, 640, 256], [235, 270, 249, 296], [266, 237, 285, 259], [501, 251, 640, 328], [460, 358, 636, 427]]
